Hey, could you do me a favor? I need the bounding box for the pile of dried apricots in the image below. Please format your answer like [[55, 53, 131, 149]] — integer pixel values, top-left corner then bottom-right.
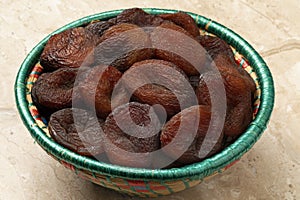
[[32, 8, 255, 168]]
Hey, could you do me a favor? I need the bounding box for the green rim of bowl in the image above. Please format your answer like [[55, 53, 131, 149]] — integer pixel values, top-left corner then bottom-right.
[[14, 8, 275, 181]]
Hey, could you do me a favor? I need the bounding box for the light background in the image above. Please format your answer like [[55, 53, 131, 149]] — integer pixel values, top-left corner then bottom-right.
[[0, 0, 299, 199]]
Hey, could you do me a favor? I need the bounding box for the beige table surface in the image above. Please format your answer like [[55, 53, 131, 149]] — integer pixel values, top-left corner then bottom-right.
[[1, 0, 299, 199]]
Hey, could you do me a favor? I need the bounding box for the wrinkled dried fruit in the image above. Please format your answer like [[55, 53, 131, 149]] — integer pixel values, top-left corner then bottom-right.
[[116, 8, 164, 27], [48, 108, 104, 156], [32, 68, 78, 112], [85, 18, 117, 44], [40, 27, 96, 71], [151, 22, 207, 76], [198, 35, 236, 63], [103, 102, 161, 168], [86, 18, 117, 36], [224, 100, 253, 137], [95, 23, 153, 71], [78, 65, 129, 119], [159, 12, 200, 38], [213, 55, 256, 102], [158, 21, 192, 36], [122, 59, 197, 117], [198, 36, 256, 93], [219, 55, 257, 96], [196, 56, 254, 137], [196, 71, 226, 109], [160, 105, 224, 164]]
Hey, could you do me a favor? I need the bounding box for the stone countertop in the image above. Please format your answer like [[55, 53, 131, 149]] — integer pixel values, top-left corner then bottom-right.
[[0, 0, 299, 199]]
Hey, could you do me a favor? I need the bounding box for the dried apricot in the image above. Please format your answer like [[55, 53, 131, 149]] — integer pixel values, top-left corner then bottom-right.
[[122, 59, 197, 117], [94, 23, 153, 71], [85, 18, 117, 44], [103, 102, 161, 168], [151, 22, 207, 76], [86, 18, 116, 35], [116, 8, 164, 27], [198, 36, 256, 93], [31, 68, 78, 112], [78, 65, 129, 119], [198, 35, 235, 63], [48, 108, 104, 157], [160, 105, 224, 164], [213, 55, 255, 105], [40, 27, 96, 71], [159, 12, 200, 37], [196, 55, 254, 137]]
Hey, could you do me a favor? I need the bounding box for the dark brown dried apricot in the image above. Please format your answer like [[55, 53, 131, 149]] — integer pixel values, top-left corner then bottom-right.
[[213, 55, 256, 101], [86, 18, 116, 36], [157, 21, 192, 36], [94, 23, 153, 71], [151, 22, 207, 76], [103, 102, 161, 168], [78, 65, 129, 119], [159, 12, 200, 38], [224, 99, 253, 137], [85, 18, 117, 44], [198, 36, 256, 93], [219, 55, 256, 96], [198, 35, 236, 63], [122, 59, 197, 117], [196, 56, 254, 137], [196, 71, 226, 110], [40, 27, 96, 71], [160, 105, 224, 164], [116, 8, 164, 27], [31, 68, 78, 112], [49, 108, 104, 156]]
